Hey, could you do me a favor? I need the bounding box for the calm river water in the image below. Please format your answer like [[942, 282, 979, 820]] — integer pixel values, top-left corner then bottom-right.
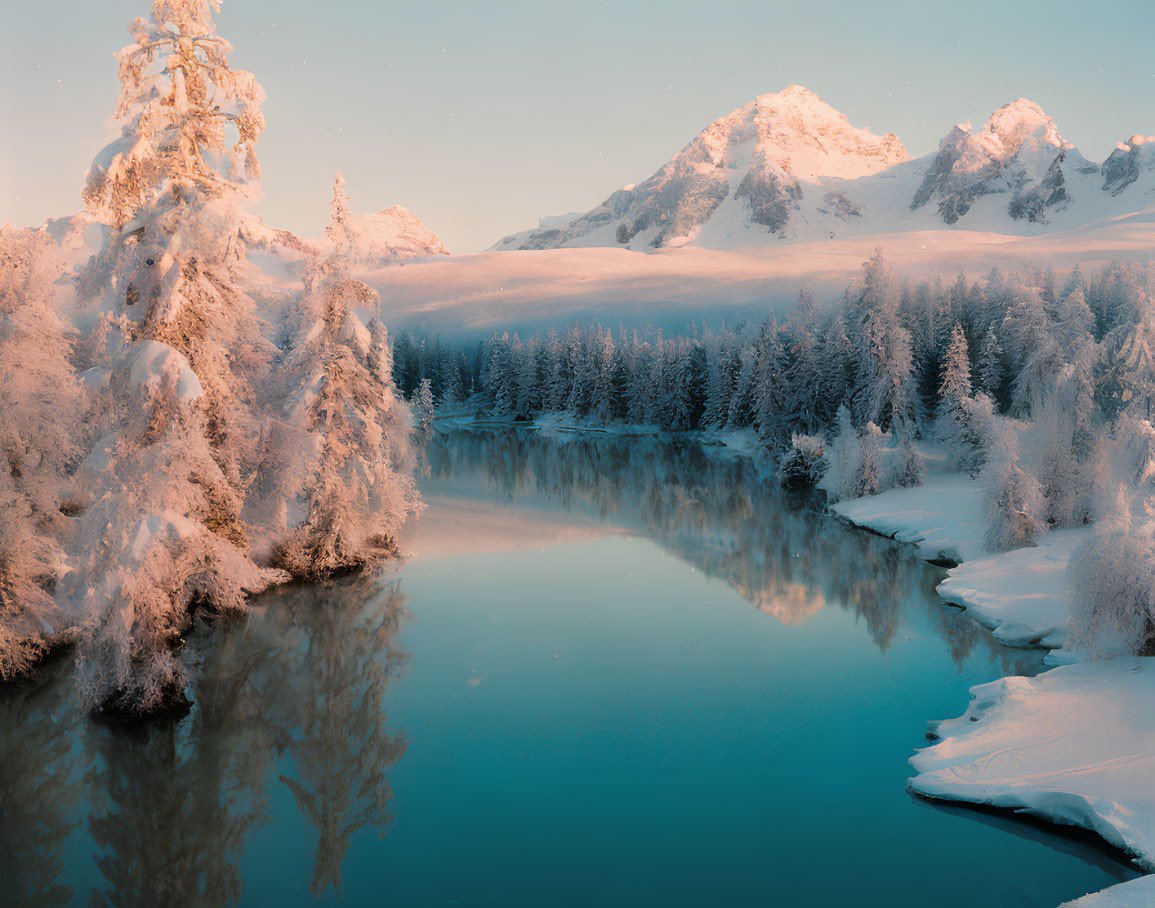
[[0, 426, 1140, 906]]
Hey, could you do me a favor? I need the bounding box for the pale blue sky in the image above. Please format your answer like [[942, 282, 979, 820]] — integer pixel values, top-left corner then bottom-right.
[[2, 0, 1154, 252]]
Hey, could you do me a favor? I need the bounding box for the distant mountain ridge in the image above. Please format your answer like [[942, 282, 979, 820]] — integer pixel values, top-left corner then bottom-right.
[[492, 87, 1155, 252]]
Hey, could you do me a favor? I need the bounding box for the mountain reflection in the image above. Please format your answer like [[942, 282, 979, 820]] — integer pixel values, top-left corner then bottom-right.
[[426, 426, 1038, 675]]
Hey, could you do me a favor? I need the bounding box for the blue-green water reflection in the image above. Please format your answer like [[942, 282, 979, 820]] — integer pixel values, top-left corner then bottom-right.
[[0, 427, 1141, 907]]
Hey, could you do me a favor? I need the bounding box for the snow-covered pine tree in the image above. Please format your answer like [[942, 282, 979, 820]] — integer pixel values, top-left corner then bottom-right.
[[1065, 484, 1155, 656], [936, 322, 983, 474], [416, 379, 435, 434], [818, 312, 853, 425], [70, 0, 285, 712], [701, 330, 738, 430], [851, 251, 916, 432], [784, 290, 826, 434], [980, 417, 1045, 552], [1001, 283, 1051, 416], [588, 329, 616, 425], [892, 421, 924, 489], [75, 364, 285, 713], [1097, 280, 1155, 422], [752, 314, 787, 445], [818, 405, 862, 503], [564, 327, 594, 417], [0, 228, 84, 680], [609, 332, 638, 422], [976, 327, 1005, 406], [325, 170, 361, 259], [857, 422, 886, 497], [726, 347, 757, 429], [1030, 377, 1092, 528], [271, 178, 421, 578]]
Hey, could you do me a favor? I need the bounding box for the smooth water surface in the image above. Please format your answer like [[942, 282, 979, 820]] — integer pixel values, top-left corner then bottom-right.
[[0, 427, 1142, 906]]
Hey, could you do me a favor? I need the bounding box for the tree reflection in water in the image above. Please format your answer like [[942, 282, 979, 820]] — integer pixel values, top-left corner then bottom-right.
[[0, 657, 83, 907], [0, 427, 1040, 906], [429, 426, 1039, 676], [254, 577, 409, 896], [81, 573, 408, 905]]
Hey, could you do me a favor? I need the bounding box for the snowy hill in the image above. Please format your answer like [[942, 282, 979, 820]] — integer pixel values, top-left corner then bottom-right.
[[492, 88, 1155, 251]]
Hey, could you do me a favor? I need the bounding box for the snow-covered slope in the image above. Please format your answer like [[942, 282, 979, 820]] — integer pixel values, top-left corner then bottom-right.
[[494, 89, 1155, 251], [494, 85, 909, 250]]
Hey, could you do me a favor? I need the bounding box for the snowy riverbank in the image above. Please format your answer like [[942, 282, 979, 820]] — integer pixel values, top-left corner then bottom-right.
[[831, 470, 1076, 649], [912, 660, 1155, 874], [831, 468, 1155, 902]]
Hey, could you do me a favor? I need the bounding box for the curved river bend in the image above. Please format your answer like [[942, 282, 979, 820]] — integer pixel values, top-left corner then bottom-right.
[[0, 427, 1140, 906]]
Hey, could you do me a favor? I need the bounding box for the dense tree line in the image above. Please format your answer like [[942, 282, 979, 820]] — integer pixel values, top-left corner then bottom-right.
[[397, 253, 1153, 449], [398, 252, 1155, 654]]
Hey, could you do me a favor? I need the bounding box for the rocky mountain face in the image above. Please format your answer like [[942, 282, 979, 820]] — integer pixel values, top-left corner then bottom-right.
[[494, 89, 1155, 252], [909, 100, 1093, 225]]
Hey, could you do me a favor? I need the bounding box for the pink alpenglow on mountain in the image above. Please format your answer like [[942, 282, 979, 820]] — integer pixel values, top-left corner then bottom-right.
[[495, 88, 1155, 252], [331, 204, 450, 265], [493, 85, 908, 251]]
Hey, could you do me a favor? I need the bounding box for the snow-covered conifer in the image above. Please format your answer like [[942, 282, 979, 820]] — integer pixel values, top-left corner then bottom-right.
[[68, 1, 288, 711], [271, 251, 421, 579], [981, 418, 1045, 552], [851, 251, 916, 431], [857, 422, 886, 497], [976, 327, 1004, 404], [891, 421, 924, 489], [818, 405, 862, 503], [0, 229, 84, 679], [1066, 485, 1155, 656], [416, 379, 435, 433], [936, 323, 983, 474]]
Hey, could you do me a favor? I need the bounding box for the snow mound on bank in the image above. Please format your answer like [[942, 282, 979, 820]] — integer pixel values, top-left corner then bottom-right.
[[831, 473, 986, 564], [910, 659, 1155, 872], [936, 527, 1087, 649], [1062, 874, 1155, 907]]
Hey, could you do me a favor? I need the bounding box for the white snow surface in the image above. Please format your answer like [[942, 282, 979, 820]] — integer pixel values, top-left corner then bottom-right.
[[834, 469, 1084, 650], [832, 473, 986, 564], [911, 658, 1155, 873], [936, 528, 1087, 650], [1062, 875, 1155, 907], [128, 340, 204, 400]]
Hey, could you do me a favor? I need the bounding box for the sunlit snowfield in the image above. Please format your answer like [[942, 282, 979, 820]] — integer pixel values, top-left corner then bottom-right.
[[0, 428, 1140, 906]]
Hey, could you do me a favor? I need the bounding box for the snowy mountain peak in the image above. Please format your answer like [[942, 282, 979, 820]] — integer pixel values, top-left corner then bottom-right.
[[1102, 133, 1155, 196], [742, 85, 909, 181], [980, 98, 1068, 155], [492, 92, 1155, 252], [493, 86, 907, 250], [911, 98, 1079, 225]]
